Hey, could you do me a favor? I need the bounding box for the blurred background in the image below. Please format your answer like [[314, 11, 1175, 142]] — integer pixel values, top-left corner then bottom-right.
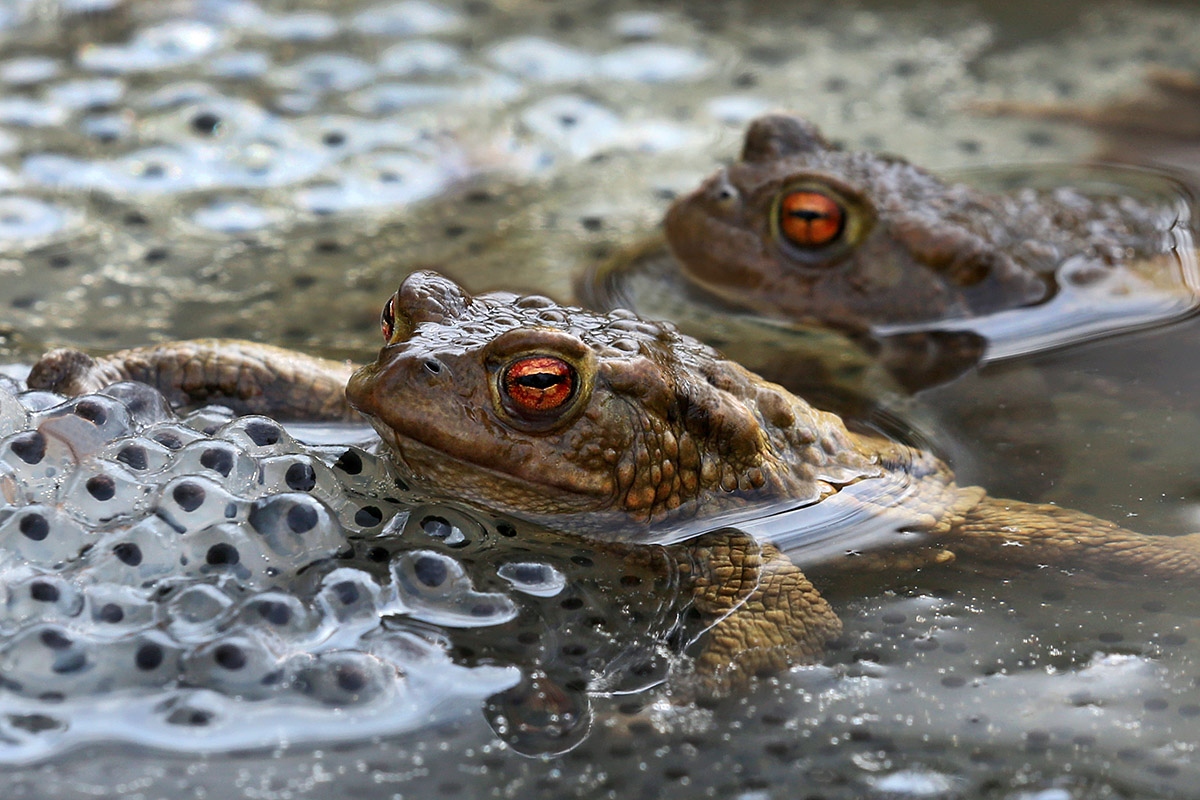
[[1, 0, 1198, 361]]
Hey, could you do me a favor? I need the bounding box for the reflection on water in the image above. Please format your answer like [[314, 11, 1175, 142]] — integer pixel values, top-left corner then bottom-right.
[[2, 0, 1200, 797], [920, 313, 1200, 535]]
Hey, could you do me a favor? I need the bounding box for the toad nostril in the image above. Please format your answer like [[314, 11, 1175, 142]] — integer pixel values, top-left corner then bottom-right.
[[423, 359, 443, 375], [711, 169, 738, 203]]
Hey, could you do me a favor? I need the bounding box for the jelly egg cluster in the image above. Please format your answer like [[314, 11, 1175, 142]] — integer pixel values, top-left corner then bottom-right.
[[0, 378, 538, 756]]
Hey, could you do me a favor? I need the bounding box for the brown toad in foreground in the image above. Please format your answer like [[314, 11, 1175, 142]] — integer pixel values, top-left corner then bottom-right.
[[28, 272, 1200, 693]]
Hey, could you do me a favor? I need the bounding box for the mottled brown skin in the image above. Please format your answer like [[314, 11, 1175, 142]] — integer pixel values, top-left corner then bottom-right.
[[345, 273, 890, 536], [663, 114, 1171, 326], [27, 272, 1200, 694]]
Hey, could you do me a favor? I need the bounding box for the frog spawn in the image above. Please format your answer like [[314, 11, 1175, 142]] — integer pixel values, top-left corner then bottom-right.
[[372, 504, 689, 755], [0, 380, 690, 759]]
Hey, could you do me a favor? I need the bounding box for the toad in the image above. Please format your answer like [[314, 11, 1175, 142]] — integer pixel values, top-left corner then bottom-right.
[[27, 272, 1200, 693], [662, 113, 1181, 325], [580, 114, 1194, 397]]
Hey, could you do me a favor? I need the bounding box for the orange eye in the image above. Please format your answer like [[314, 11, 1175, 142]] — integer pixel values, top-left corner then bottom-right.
[[778, 190, 845, 248], [503, 356, 575, 414], [380, 295, 396, 341]]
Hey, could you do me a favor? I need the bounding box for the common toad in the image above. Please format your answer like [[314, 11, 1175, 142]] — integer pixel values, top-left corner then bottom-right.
[[28, 272, 1200, 693], [661, 114, 1178, 325], [580, 114, 1194, 401]]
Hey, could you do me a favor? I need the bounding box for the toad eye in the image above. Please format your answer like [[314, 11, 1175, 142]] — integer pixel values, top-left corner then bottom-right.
[[777, 189, 845, 248], [380, 295, 396, 341], [502, 356, 575, 414]]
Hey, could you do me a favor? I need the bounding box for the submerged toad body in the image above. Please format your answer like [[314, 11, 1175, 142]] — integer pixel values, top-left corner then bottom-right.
[[661, 114, 1178, 326], [27, 272, 1200, 692]]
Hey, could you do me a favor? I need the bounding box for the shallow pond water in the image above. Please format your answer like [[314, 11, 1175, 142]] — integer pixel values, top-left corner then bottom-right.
[[3, 0, 1200, 798]]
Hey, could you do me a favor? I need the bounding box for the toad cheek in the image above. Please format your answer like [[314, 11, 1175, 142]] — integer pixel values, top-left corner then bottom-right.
[[345, 361, 381, 417], [664, 202, 774, 292]]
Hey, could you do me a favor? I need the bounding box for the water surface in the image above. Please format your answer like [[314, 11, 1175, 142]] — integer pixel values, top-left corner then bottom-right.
[[2, 0, 1200, 797]]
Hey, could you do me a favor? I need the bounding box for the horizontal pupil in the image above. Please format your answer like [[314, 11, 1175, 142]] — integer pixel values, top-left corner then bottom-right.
[[381, 298, 394, 336], [517, 372, 565, 390]]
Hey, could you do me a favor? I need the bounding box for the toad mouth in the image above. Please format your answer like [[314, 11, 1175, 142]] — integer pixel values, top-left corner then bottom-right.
[[372, 425, 614, 514]]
